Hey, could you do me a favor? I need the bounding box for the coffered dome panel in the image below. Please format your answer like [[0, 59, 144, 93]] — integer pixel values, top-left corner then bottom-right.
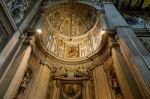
[[44, 3, 97, 37]]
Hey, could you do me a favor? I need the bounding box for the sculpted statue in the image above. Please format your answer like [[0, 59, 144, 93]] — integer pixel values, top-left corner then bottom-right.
[[15, 68, 33, 99], [7, 0, 28, 24]]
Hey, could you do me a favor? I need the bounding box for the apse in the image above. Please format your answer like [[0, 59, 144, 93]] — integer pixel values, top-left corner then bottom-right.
[[39, 3, 104, 60]]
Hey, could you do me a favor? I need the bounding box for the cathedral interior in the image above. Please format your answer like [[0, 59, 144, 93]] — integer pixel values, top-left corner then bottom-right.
[[0, 0, 150, 99]]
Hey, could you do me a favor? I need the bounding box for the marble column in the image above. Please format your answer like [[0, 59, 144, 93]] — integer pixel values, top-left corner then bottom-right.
[[93, 65, 112, 99], [26, 63, 51, 99]]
